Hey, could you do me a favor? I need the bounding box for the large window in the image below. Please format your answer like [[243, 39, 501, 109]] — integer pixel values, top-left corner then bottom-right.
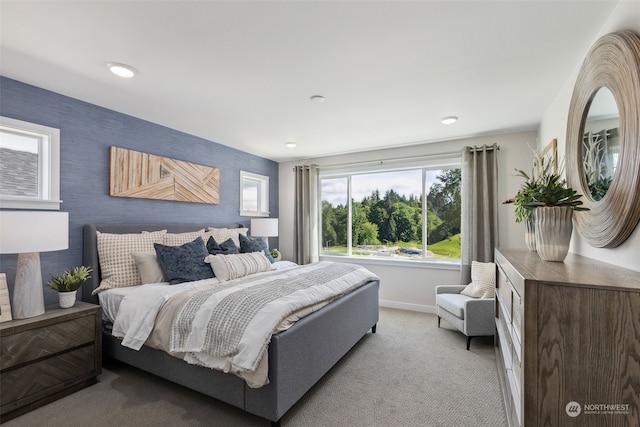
[[320, 164, 461, 263], [0, 116, 61, 210]]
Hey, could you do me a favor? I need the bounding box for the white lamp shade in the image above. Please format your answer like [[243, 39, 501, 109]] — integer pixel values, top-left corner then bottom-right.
[[0, 211, 69, 254], [251, 218, 279, 237]]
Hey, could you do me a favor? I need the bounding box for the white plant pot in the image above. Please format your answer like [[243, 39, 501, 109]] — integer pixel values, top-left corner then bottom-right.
[[524, 219, 536, 252], [58, 290, 77, 308], [534, 206, 573, 262]]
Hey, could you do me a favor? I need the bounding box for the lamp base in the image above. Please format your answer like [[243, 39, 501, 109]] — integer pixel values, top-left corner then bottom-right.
[[13, 252, 45, 319]]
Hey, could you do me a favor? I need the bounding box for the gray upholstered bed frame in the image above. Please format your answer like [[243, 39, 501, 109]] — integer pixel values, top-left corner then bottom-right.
[[82, 224, 379, 426]]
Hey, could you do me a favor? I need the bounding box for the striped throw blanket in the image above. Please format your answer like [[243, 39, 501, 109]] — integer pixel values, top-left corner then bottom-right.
[[170, 261, 378, 376]]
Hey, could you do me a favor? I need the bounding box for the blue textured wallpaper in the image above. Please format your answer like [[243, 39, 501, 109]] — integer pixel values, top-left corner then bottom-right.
[[0, 76, 278, 305]]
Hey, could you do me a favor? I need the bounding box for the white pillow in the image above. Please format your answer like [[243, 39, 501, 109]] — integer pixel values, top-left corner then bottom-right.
[[460, 261, 496, 299], [131, 252, 167, 284], [205, 252, 274, 281], [93, 230, 166, 295]]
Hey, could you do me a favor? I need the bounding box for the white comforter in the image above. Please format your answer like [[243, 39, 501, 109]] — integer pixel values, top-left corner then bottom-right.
[[109, 261, 378, 387]]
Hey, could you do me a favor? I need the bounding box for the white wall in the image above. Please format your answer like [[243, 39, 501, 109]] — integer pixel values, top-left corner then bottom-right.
[[539, 0, 640, 272], [279, 131, 535, 311]]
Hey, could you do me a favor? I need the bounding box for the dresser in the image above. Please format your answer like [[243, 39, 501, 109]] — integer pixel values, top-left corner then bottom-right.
[[0, 302, 102, 422], [494, 248, 640, 427]]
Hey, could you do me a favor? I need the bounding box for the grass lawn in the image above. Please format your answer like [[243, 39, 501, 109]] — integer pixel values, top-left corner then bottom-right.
[[321, 233, 461, 260], [427, 233, 461, 258]]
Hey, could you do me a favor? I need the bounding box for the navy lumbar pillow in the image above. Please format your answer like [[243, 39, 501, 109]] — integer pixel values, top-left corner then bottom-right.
[[239, 234, 276, 263], [154, 236, 214, 285], [206, 236, 239, 255]]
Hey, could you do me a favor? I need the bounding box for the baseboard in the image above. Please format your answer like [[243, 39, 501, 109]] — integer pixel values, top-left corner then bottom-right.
[[379, 299, 436, 314]]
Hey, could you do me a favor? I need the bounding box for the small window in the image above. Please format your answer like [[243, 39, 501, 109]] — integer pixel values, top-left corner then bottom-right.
[[0, 116, 61, 210], [240, 171, 269, 217]]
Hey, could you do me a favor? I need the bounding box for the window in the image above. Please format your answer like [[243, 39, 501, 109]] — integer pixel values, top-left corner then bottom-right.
[[320, 163, 461, 263], [0, 116, 61, 210], [240, 170, 269, 217]]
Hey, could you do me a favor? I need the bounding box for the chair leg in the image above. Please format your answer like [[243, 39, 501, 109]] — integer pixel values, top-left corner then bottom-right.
[[466, 336, 472, 350], [437, 316, 441, 328]]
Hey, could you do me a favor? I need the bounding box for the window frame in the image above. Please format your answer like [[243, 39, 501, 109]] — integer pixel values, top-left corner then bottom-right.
[[0, 116, 61, 210], [239, 170, 269, 217], [318, 158, 461, 266]]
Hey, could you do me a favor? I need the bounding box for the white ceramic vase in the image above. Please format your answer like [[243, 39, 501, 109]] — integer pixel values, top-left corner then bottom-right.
[[524, 219, 536, 251], [58, 290, 77, 308], [534, 206, 573, 262]]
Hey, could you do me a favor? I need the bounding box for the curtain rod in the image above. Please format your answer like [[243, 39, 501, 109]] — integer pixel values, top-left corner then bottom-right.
[[293, 144, 499, 171]]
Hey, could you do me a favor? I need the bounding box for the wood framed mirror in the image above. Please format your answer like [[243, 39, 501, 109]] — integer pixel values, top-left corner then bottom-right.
[[566, 30, 640, 248]]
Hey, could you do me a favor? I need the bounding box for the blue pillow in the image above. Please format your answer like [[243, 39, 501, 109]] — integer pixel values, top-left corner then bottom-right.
[[206, 236, 239, 255], [154, 237, 214, 285], [239, 234, 276, 263]]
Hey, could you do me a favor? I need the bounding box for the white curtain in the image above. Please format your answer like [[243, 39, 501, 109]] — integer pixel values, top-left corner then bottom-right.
[[460, 144, 499, 284], [293, 165, 319, 265]]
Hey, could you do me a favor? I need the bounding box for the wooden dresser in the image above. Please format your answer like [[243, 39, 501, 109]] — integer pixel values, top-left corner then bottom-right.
[[494, 248, 640, 427], [0, 302, 102, 422]]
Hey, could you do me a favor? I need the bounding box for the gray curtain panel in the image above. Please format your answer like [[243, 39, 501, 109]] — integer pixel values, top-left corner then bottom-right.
[[460, 144, 499, 285], [293, 165, 319, 265]]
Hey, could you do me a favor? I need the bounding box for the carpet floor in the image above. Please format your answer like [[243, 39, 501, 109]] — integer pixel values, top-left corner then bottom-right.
[[5, 307, 507, 427]]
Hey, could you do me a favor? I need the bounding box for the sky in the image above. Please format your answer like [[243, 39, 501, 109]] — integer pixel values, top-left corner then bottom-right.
[[321, 169, 442, 206]]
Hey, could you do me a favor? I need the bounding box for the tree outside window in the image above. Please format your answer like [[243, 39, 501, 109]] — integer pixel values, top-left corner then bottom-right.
[[320, 167, 461, 262]]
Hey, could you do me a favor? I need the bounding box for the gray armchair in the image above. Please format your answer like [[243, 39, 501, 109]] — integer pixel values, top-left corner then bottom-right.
[[435, 285, 494, 350]]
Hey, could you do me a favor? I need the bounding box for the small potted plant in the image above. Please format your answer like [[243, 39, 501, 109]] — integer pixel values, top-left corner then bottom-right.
[[270, 248, 281, 261], [47, 266, 92, 308]]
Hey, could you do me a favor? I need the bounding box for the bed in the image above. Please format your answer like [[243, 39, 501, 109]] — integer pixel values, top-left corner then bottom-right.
[[82, 223, 379, 426]]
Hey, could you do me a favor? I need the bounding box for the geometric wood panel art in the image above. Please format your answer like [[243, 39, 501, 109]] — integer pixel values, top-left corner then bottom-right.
[[109, 146, 219, 204]]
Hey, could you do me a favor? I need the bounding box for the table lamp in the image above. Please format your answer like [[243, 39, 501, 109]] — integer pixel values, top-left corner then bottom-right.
[[250, 218, 278, 248], [0, 211, 69, 319]]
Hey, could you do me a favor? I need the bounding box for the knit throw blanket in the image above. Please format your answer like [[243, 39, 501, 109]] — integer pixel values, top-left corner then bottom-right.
[[170, 261, 378, 374]]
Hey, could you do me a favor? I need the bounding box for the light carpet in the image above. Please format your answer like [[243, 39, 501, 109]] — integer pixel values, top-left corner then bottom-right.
[[5, 307, 507, 427]]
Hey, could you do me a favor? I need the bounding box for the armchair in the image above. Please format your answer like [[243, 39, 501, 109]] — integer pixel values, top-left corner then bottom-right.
[[435, 285, 495, 350]]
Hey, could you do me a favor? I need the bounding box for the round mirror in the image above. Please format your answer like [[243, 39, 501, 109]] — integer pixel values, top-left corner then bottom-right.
[[566, 31, 640, 248], [582, 87, 619, 201]]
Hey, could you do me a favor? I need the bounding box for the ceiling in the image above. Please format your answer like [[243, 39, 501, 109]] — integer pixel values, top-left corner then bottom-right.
[[0, 1, 619, 163]]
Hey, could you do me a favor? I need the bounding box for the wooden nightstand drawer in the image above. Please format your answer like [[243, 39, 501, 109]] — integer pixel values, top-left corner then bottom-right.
[[1, 315, 95, 370], [0, 302, 101, 422], [1, 345, 96, 414]]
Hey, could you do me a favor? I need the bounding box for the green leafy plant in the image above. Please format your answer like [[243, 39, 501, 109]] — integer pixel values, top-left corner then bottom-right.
[[270, 248, 281, 260], [505, 150, 589, 223], [47, 266, 92, 292]]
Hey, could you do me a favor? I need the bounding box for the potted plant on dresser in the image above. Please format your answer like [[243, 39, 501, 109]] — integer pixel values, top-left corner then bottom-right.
[[507, 155, 589, 262], [47, 266, 92, 308]]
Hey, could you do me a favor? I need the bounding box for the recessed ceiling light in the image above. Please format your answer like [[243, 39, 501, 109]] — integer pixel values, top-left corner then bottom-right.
[[285, 142, 297, 148], [310, 95, 325, 103], [107, 62, 137, 78], [441, 116, 458, 125]]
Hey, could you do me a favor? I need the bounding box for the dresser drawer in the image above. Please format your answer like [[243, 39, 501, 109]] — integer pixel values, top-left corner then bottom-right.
[[0, 315, 95, 371], [511, 290, 523, 344], [511, 338, 522, 399], [497, 267, 513, 322]]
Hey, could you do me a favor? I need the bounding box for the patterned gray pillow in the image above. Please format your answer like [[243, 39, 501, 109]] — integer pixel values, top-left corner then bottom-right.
[[206, 236, 239, 255], [154, 237, 214, 285], [239, 234, 276, 263]]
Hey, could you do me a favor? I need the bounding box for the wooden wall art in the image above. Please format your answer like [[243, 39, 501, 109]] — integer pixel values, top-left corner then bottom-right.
[[109, 146, 220, 204]]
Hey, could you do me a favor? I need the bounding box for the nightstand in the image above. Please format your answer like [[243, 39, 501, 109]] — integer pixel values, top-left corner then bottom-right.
[[0, 301, 102, 422]]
